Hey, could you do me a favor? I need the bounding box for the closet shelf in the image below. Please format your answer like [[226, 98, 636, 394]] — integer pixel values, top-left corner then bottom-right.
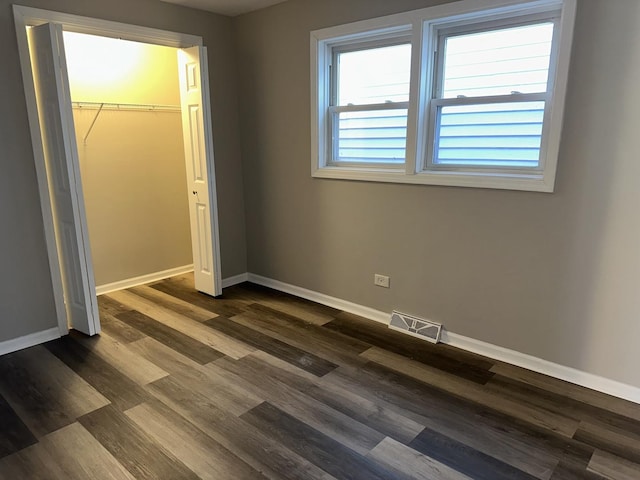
[[73, 102, 181, 144], [72, 101, 181, 112]]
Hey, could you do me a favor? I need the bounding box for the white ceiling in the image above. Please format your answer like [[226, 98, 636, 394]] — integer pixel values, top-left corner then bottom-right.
[[160, 0, 288, 16]]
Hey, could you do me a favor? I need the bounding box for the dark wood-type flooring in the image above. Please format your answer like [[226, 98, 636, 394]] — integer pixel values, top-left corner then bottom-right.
[[0, 274, 639, 479]]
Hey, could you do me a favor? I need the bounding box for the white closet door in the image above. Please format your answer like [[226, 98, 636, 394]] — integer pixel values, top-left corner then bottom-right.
[[28, 23, 100, 335], [178, 46, 222, 297]]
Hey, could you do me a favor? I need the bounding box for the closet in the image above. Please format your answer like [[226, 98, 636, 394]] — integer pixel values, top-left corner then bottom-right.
[[63, 32, 192, 290]]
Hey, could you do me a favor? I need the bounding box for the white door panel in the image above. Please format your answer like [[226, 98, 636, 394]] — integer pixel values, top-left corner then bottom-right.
[[178, 46, 222, 297], [28, 23, 99, 335]]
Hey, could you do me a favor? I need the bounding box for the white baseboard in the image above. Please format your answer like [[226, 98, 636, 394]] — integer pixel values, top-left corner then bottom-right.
[[248, 273, 389, 323], [0, 327, 60, 356], [222, 272, 249, 288], [441, 331, 640, 404], [96, 265, 194, 296], [247, 273, 640, 405]]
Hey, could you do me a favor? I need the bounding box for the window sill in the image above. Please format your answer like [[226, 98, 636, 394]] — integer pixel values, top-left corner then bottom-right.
[[312, 166, 555, 192]]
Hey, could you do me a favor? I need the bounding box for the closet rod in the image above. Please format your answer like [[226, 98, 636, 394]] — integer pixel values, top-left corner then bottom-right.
[[72, 101, 181, 112], [75, 101, 181, 144]]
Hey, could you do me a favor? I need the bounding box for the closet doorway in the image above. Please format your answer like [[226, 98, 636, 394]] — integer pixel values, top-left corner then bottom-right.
[[14, 6, 222, 337], [64, 32, 196, 295]]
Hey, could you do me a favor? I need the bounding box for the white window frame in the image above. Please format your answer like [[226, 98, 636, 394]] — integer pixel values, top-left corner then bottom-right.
[[328, 36, 412, 169], [311, 0, 577, 192], [425, 12, 560, 173]]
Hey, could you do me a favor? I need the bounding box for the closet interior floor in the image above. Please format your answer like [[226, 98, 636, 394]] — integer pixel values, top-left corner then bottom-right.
[[0, 273, 639, 479]]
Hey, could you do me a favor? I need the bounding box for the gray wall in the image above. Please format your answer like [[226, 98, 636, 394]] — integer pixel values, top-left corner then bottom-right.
[[0, 0, 247, 342], [234, 0, 640, 388]]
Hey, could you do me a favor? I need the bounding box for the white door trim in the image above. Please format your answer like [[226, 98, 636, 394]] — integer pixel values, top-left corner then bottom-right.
[[13, 5, 203, 47], [13, 5, 222, 334]]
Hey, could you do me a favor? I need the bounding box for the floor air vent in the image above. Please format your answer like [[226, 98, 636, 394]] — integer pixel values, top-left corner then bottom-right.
[[389, 311, 442, 344]]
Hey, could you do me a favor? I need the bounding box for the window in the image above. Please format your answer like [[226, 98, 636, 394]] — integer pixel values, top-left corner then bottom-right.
[[428, 17, 556, 171], [311, 0, 577, 192], [330, 40, 411, 167]]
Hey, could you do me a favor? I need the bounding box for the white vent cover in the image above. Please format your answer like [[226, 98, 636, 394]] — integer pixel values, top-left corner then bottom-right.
[[389, 311, 442, 344]]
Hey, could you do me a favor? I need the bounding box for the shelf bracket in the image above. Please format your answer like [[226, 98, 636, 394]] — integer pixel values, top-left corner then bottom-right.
[[83, 102, 104, 145]]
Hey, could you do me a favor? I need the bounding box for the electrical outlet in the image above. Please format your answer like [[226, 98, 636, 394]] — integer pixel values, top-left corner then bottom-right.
[[374, 274, 390, 288]]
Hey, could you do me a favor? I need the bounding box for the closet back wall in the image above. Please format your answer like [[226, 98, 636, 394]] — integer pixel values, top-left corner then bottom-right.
[[66, 34, 192, 287]]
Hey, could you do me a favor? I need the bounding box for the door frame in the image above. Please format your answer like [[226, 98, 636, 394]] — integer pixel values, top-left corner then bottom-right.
[[13, 5, 223, 335]]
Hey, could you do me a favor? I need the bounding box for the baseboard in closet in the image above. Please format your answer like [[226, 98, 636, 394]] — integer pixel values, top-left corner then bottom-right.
[[95, 264, 194, 296]]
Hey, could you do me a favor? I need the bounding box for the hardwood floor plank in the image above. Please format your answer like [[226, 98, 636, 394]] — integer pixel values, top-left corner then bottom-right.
[[257, 296, 338, 326], [127, 337, 261, 416], [244, 303, 369, 352], [151, 279, 249, 317], [361, 346, 580, 437], [241, 401, 394, 480], [0, 442, 67, 480], [323, 361, 564, 479], [588, 449, 640, 480], [487, 374, 640, 436], [126, 400, 269, 480], [206, 316, 338, 376], [243, 303, 370, 353], [230, 303, 370, 366], [305, 381, 425, 445], [44, 336, 149, 411], [210, 350, 320, 402], [71, 330, 169, 385], [409, 427, 540, 480], [128, 284, 216, 322], [245, 349, 425, 444], [550, 461, 606, 480], [367, 437, 473, 480], [21, 422, 134, 480], [155, 273, 196, 289], [229, 313, 363, 368], [549, 437, 600, 478], [0, 393, 36, 459], [573, 420, 640, 464], [491, 363, 640, 421], [324, 313, 495, 384], [234, 348, 322, 385], [214, 354, 386, 455], [146, 376, 337, 480], [98, 313, 146, 344], [115, 310, 224, 365], [247, 343, 585, 476], [97, 295, 133, 317], [216, 281, 277, 303], [110, 289, 254, 359], [78, 405, 198, 480], [0, 346, 109, 438], [225, 282, 339, 325]]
